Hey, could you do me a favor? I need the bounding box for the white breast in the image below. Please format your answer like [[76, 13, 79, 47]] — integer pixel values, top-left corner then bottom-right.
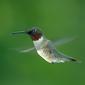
[[33, 36, 57, 63], [37, 49, 52, 63], [33, 36, 44, 47]]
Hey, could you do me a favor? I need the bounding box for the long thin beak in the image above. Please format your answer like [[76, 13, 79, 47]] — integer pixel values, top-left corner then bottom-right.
[[12, 31, 26, 35]]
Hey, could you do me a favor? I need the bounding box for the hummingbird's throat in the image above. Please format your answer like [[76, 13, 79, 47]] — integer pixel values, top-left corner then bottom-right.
[[31, 33, 42, 41]]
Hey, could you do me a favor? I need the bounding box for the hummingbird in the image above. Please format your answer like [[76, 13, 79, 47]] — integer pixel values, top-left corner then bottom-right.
[[12, 27, 78, 64]]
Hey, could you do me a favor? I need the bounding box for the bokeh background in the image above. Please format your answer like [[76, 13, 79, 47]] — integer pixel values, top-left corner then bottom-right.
[[0, 0, 85, 85]]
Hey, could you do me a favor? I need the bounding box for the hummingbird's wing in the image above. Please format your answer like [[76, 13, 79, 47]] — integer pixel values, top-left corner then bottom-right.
[[53, 36, 77, 47], [20, 47, 35, 53], [10, 47, 35, 53]]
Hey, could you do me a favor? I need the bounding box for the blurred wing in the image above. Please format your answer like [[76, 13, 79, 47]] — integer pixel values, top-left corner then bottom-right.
[[53, 36, 76, 47], [20, 47, 35, 53]]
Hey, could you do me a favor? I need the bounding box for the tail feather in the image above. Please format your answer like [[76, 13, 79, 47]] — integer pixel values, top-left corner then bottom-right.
[[69, 57, 77, 62], [65, 57, 81, 63], [56, 51, 80, 63]]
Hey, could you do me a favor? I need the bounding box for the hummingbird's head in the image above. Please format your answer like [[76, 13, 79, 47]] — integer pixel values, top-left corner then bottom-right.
[[12, 27, 43, 41], [26, 27, 42, 41]]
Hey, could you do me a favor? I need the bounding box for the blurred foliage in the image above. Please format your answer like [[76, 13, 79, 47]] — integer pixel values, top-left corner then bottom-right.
[[0, 0, 85, 85]]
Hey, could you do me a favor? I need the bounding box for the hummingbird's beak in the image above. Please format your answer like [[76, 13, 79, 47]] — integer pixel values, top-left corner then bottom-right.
[[11, 27, 37, 35], [11, 31, 26, 35]]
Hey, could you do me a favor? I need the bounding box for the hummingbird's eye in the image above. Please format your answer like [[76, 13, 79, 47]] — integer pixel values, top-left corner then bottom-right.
[[27, 28, 37, 35]]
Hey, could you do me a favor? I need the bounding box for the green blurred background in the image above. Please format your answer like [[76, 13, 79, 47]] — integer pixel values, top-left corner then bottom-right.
[[0, 0, 85, 85]]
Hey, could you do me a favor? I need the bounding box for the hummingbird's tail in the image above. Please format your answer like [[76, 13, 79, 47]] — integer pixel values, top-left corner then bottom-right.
[[63, 56, 81, 63], [58, 51, 80, 63], [66, 57, 78, 62]]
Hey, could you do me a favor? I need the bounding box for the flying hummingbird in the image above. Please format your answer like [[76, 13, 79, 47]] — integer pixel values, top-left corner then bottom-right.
[[12, 27, 78, 64]]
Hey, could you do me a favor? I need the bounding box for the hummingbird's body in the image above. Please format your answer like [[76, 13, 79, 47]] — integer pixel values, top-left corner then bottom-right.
[[33, 36, 57, 63], [33, 36, 76, 63], [27, 27, 77, 63], [12, 27, 77, 64]]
